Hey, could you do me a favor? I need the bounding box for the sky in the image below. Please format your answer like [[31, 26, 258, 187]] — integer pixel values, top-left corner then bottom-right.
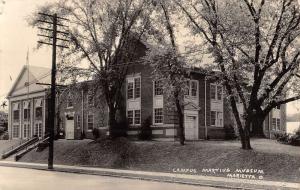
[[0, 0, 300, 117]]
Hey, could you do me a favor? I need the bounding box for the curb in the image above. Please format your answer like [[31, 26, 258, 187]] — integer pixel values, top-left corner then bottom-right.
[[0, 161, 298, 190]]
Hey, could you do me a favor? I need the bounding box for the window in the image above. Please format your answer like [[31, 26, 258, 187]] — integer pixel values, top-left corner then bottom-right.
[[23, 124, 30, 138], [87, 93, 94, 107], [13, 125, 19, 138], [154, 80, 163, 96], [276, 118, 280, 130], [211, 111, 223, 127], [13, 103, 20, 122], [154, 108, 163, 124], [134, 78, 141, 98], [210, 111, 216, 126], [185, 81, 190, 96], [210, 84, 223, 100], [276, 105, 280, 109], [127, 111, 133, 125], [35, 99, 43, 120], [271, 118, 277, 130], [127, 76, 141, 99], [134, 110, 141, 125], [191, 81, 198, 97], [77, 115, 81, 129], [127, 110, 141, 126], [87, 114, 94, 130], [127, 82, 134, 99], [210, 84, 216, 99], [217, 86, 222, 100], [35, 123, 42, 137], [185, 80, 198, 97], [67, 92, 73, 108], [13, 110, 20, 122], [23, 101, 30, 121]]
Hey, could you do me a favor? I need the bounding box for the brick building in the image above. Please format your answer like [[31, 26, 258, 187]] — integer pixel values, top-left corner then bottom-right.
[[7, 62, 286, 140]]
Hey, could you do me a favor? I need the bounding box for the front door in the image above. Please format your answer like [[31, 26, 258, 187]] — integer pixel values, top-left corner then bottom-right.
[[185, 115, 198, 140], [65, 118, 74, 140]]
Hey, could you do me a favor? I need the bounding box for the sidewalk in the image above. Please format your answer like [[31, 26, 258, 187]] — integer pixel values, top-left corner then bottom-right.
[[0, 161, 299, 190]]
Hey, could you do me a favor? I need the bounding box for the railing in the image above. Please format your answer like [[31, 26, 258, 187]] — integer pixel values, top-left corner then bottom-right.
[[15, 137, 50, 161], [1, 137, 39, 159], [1, 139, 28, 155]]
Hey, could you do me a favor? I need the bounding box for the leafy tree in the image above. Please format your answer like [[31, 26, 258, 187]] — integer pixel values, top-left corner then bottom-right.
[[144, 0, 190, 145], [30, 0, 153, 138], [175, 0, 300, 149]]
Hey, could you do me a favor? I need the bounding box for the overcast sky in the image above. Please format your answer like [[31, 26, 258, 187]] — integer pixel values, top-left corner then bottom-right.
[[0, 0, 300, 116]]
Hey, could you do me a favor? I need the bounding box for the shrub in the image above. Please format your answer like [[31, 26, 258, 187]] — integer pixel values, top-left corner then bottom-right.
[[92, 128, 100, 139], [0, 131, 9, 140], [275, 132, 300, 146], [224, 124, 237, 140], [111, 119, 129, 138], [138, 116, 152, 140]]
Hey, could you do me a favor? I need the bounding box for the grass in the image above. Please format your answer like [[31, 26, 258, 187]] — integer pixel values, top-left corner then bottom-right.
[[19, 138, 300, 183], [0, 140, 23, 154]]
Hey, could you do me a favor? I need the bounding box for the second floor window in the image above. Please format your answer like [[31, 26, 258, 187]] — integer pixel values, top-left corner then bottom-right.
[[127, 76, 141, 100], [13, 103, 20, 122], [67, 93, 73, 108], [211, 84, 223, 101], [87, 92, 94, 107], [154, 80, 163, 96], [185, 80, 198, 97]]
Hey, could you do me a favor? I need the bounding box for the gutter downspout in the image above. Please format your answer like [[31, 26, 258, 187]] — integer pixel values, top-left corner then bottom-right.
[[204, 77, 208, 140], [268, 112, 271, 139]]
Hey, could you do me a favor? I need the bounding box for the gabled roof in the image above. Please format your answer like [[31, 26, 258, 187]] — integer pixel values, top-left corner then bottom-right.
[[7, 65, 51, 98]]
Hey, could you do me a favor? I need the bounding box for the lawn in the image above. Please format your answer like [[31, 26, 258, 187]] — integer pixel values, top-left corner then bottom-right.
[[0, 140, 23, 155], [19, 138, 300, 183]]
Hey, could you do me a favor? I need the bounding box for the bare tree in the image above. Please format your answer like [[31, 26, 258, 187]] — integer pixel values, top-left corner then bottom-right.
[[175, 0, 300, 149]]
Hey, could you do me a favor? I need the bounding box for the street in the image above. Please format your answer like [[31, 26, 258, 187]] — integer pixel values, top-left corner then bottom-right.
[[0, 166, 222, 190]]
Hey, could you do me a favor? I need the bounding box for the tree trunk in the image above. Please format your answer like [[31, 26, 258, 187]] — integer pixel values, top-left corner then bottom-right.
[[108, 107, 117, 138], [251, 115, 265, 137], [242, 120, 252, 150], [175, 94, 185, 145]]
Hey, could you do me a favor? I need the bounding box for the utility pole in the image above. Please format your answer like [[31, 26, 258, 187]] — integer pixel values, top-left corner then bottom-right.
[[37, 13, 68, 169]]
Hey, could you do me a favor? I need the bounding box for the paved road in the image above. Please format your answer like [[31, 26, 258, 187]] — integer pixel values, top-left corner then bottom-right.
[[0, 166, 222, 190]]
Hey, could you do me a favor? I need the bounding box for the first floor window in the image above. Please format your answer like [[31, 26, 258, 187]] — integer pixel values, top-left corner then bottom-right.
[[154, 108, 163, 124], [276, 118, 280, 130], [13, 125, 19, 138], [23, 124, 31, 138], [67, 93, 73, 108], [134, 110, 141, 125], [211, 111, 216, 126], [87, 114, 94, 130], [127, 110, 141, 126], [127, 110, 134, 125], [271, 118, 277, 130], [211, 111, 223, 127], [35, 123, 42, 137], [77, 115, 81, 129]]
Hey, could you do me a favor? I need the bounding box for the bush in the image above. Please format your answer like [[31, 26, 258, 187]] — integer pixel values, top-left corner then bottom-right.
[[224, 124, 237, 140], [0, 131, 9, 140], [111, 119, 129, 138], [138, 116, 152, 140], [92, 128, 100, 139], [275, 132, 300, 146]]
